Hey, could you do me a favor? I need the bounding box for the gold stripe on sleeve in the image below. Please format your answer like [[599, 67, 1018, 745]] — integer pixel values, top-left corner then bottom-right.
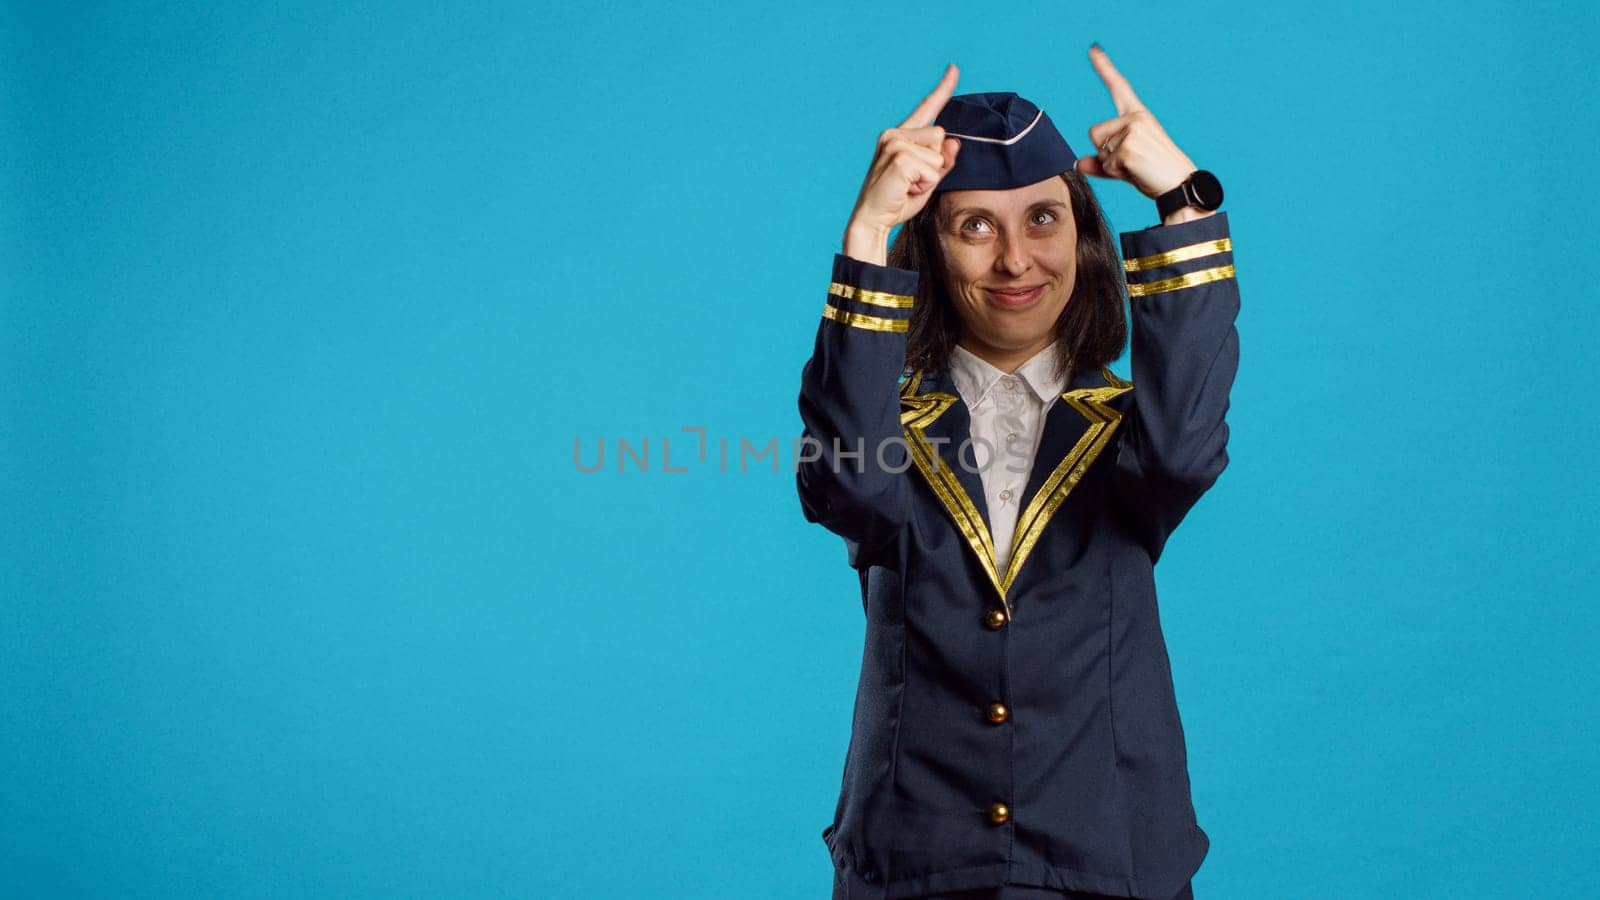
[[822, 301, 910, 332], [829, 282, 916, 309], [1126, 264, 1236, 298], [1123, 237, 1232, 272]]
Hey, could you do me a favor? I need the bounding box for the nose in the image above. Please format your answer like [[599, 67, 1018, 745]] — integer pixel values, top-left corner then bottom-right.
[[995, 234, 1032, 277]]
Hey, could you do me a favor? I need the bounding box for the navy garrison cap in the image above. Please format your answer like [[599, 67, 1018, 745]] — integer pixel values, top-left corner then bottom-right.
[[932, 92, 1077, 193]]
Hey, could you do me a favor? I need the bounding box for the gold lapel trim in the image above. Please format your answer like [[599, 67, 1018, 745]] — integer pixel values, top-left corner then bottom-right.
[[899, 366, 1134, 619], [900, 371, 1003, 605]]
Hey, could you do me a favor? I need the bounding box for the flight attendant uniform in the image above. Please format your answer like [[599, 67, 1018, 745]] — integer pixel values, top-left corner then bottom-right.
[[796, 92, 1237, 900]]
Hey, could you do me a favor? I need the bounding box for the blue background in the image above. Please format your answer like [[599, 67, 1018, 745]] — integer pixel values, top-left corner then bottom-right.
[[4, 2, 1596, 897]]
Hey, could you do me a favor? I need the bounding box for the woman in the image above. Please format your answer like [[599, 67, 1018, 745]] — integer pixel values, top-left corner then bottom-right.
[[796, 45, 1238, 900]]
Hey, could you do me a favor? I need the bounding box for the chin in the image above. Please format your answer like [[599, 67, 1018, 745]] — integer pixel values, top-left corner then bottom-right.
[[999, 319, 1056, 341], [982, 329, 1052, 351]]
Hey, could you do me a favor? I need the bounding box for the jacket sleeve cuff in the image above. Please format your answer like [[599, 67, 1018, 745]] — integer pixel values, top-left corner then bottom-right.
[[1118, 211, 1234, 299], [823, 253, 919, 333]]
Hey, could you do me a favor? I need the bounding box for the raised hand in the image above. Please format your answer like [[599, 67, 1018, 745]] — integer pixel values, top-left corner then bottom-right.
[[843, 64, 964, 266], [1073, 45, 1200, 205]]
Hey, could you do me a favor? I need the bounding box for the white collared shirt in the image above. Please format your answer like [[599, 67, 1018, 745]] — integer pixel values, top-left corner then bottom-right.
[[948, 340, 1070, 574]]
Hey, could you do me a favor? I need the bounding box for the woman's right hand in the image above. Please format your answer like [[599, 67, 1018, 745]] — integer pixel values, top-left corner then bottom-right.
[[843, 64, 962, 266]]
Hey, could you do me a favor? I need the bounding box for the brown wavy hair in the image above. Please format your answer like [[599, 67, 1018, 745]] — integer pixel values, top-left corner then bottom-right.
[[888, 171, 1128, 384]]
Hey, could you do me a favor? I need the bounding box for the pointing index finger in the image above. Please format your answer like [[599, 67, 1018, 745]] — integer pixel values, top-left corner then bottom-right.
[[900, 63, 960, 129], [1088, 45, 1144, 115]]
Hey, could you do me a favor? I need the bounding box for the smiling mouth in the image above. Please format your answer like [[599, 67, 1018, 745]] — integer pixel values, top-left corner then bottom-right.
[[986, 285, 1045, 308]]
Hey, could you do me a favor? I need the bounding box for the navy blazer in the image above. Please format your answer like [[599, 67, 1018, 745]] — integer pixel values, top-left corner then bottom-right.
[[796, 212, 1239, 899]]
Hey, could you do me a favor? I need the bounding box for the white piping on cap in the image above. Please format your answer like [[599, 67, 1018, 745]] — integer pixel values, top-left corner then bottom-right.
[[943, 108, 1043, 145]]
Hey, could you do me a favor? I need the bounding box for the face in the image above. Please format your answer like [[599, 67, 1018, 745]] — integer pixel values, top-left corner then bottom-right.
[[936, 175, 1078, 369]]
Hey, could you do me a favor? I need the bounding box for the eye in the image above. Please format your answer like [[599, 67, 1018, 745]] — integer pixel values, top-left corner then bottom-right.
[[1031, 209, 1059, 226], [961, 217, 993, 235]]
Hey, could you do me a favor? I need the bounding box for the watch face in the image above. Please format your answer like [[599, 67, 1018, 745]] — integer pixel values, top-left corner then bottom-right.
[[1188, 169, 1223, 209]]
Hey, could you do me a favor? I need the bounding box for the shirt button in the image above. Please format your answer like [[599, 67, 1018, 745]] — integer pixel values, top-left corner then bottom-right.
[[1004, 380, 1018, 392], [986, 702, 1009, 724], [1006, 432, 1018, 443], [988, 802, 1010, 824], [983, 608, 1009, 630], [999, 489, 1012, 501]]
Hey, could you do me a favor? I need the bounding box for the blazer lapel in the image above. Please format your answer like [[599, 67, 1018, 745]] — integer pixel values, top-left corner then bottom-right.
[[1003, 366, 1134, 593], [902, 362, 1135, 618], [900, 365, 1004, 604]]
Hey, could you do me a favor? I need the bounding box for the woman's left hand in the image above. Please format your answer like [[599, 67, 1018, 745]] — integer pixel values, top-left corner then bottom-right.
[[1074, 44, 1211, 222]]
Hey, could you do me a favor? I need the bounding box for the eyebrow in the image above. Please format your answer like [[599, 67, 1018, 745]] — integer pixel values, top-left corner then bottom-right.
[[944, 199, 1068, 221]]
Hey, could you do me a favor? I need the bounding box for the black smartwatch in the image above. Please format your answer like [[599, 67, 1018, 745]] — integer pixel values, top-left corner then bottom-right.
[[1155, 169, 1224, 219]]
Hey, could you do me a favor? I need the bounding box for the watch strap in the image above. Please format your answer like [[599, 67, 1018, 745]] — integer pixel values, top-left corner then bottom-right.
[[1156, 169, 1223, 219], [1156, 181, 1190, 219]]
